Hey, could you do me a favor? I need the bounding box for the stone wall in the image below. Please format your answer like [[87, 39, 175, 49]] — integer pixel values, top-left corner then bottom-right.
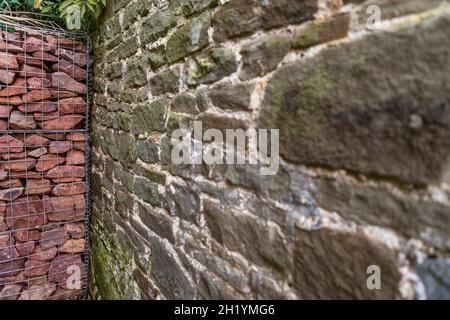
[[89, 0, 450, 299]]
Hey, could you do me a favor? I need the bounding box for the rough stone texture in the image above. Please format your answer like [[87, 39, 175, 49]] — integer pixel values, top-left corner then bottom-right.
[[239, 33, 291, 80], [90, 0, 450, 300], [259, 14, 450, 185], [416, 259, 450, 300]]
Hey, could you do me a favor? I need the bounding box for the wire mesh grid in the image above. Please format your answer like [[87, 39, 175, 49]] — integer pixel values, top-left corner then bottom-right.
[[0, 19, 91, 300]]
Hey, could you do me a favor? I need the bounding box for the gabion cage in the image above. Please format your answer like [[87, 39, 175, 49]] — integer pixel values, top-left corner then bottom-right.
[[0, 20, 91, 300]]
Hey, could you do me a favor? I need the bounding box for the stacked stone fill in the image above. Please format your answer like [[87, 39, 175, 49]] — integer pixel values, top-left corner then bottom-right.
[[0, 26, 89, 300]]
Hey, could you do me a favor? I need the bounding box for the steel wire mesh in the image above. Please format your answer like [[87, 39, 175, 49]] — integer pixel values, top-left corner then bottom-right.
[[0, 19, 91, 300]]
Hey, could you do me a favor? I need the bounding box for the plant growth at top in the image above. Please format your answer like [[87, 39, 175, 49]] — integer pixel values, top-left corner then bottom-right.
[[0, 0, 107, 30]]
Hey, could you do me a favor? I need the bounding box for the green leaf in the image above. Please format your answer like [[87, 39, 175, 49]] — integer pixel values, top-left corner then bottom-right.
[[59, 0, 75, 11]]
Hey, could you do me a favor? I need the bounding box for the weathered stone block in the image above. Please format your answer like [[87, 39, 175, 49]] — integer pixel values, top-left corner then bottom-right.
[[293, 227, 401, 299], [166, 13, 211, 63], [134, 177, 161, 207], [132, 98, 168, 134], [149, 236, 196, 299], [417, 259, 450, 300], [149, 66, 181, 95], [141, 5, 181, 45], [186, 48, 238, 86], [164, 181, 201, 224], [240, 33, 290, 80], [259, 14, 450, 185], [126, 57, 147, 88], [203, 199, 290, 274], [171, 92, 200, 114], [314, 174, 450, 249], [181, 0, 218, 16], [292, 13, 350, 49], [209, 82, 256, 110], [212, 0, 318, 42]]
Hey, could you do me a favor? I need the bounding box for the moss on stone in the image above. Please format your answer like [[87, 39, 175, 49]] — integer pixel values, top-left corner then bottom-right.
[[292, 24, 320, 49], [90, 218, 138, 300]]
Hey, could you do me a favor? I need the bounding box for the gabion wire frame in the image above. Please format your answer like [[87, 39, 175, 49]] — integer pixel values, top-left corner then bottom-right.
[[0, 18, 91, 300]]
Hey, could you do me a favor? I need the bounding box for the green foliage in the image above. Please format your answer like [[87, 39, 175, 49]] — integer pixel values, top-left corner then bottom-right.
[[0, 0, 107, 30]]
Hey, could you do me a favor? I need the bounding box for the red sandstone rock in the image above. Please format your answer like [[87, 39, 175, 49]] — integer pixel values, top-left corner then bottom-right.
[[2, 32, 22, 47], [40, 115, 84, 130], [0, 119, 7, 129], [12, 228, 41, 242], [25, 179, 51, 195], [66, 150, 85, 165], [0, 212, 7, 232], [0, 258, 24, 277], [48, 195, 85, 222], [0, 234, 10, 246], [0, 274, 20, 286], [0, 95, 22, 105], [0, 284, 22, 300], [40, 228, 68, 249], [19, 282, 56, 300], [49, 287, 84, 300], [16, 241, 35, 257], [19, 64, 46, 78], [52, 178, 83, 183], [52, 183, 86, 196], [19, 101, 57, 113], [57, 49, 87, 67], [9, 110, 37, 129], [59, 239, 85, 254], [0, 249, 17, 265], [0, 105, 13, 118], [27, 77, 51, 89], [0, 69, 16, 85], [58, 97, 86, 114], [34, 111, 59, 122], [46, 35, 85, 52], [0, 52, 19, 70], [0, 179, 22, 188], [0, 187, 24, 201], [24, 259, 51, 277], [31, 51, 58, 62], [0, 40, 23, 53], [51, 72, 86, 94], [65, 133, 86, 142], [73, 142, 85, 151], [22, 89, 52, 103], [41, 133, 66, 141], [5, 195, 47, 229], [0, 135, 24, 153], [28, 147, 48, 158], [16, 53, 42, 67], [46, 165, 85, 179], [48, 141, 73, 154], [23, 274, 48, 287], [0, 245, 20, 277], [31, 245, 57, 261], [35, 154, 65, 172], [0, 78, 27, 97], [64, 223, 85, 239], [9, 171, 43, 179], [48, 254, 83, 289], [4, 158, 36, 171], [52, 60, 86, 81], [23, 37, 51, 53], [1, 152, 25, 160], [50, 90, 78, 99], [24, 135, 50, 148]]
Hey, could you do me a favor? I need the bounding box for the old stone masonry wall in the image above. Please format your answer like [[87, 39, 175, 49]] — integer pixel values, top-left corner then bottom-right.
[[89, 0, 450, 299]]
